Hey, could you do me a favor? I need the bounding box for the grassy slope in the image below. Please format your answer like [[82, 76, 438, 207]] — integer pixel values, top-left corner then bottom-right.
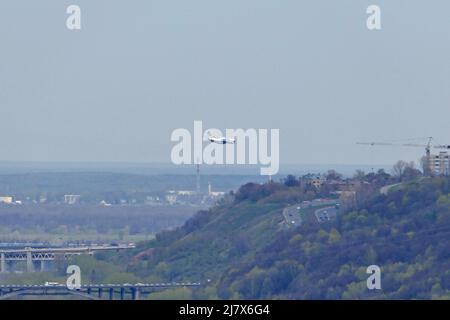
[[130, 200, 286, 282]]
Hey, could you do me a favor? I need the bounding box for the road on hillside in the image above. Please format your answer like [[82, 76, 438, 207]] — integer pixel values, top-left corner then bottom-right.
[[380, 183, 402, 195], [282, 205, 302, 226], [282, 199, 340, 226], [314, 206, 337, 223]]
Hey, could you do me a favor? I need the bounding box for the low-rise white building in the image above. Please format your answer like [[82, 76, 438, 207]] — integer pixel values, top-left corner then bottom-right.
[[0, 196, 13, 204], [64, 195, 81, 205]]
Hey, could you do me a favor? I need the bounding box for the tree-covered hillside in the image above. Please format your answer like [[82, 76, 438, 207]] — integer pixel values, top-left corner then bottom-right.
[[114, 174, 450, 299]]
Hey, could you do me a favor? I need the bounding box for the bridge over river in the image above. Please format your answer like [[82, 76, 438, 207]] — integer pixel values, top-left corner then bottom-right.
[[0, 282, 201, 300], [0, 245, 135, 273]]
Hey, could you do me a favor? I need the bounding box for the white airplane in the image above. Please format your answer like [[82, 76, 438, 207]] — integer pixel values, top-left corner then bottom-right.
[[208, 135, 236, 144]]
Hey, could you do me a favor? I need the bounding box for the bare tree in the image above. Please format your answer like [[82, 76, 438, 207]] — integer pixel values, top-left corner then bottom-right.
[[392, 160, 408, 179], [392, 160, 417, 180], [325, 170, 343, 181], [353, 170, 366, 181]]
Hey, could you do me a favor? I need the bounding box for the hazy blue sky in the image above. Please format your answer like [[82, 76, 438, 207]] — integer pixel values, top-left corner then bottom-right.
[[0, 0, 449, 166]]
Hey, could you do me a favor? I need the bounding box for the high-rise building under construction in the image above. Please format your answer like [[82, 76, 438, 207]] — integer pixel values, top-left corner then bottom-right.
[[428, 152, 450, 176]]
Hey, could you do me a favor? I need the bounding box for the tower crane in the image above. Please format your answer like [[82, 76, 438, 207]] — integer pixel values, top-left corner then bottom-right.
[[357, 137, 450, 175]]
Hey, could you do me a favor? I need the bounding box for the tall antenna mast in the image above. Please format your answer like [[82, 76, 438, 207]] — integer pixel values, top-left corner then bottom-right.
[[196, 163, 200, 194]]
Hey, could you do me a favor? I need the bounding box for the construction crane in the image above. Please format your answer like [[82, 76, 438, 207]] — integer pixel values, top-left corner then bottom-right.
[[357, 137, 450, 175], [357, 137, 450, 156]]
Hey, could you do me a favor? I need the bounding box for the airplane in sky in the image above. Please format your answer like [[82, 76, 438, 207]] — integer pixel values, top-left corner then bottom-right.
[[208, 135, 236, 144]]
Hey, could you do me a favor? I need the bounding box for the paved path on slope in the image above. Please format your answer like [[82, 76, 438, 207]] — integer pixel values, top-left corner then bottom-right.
[[380, 183, 402, 195]]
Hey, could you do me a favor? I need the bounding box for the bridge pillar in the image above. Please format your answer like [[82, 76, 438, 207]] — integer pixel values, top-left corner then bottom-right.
[[40, 260, 45, 272], [120, 287, 125, 300], [1, 253, 5, 273], [131, 288, 140, 300], [26, 250, 34, 273], [98, 288, 103, 299], [109, 288, 114, 300]]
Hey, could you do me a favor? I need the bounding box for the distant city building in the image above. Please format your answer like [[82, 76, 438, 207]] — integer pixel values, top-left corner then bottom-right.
[[302, 174, 325, 190], [171, 190, 197, 196], [145, 196, 161, 205], [311, 177, 325, 190], [166, 194, 177, 205], [209, 192, 226, 197], [428, 152, 450, 176], [208, 183, 225, 197], [99, 200, 112, 206], [0, 196, 13, 204], [64, 195, 81, 205]]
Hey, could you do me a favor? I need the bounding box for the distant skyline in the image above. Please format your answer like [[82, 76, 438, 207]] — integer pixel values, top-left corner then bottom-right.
[[1, 1, 449, 166], [0, 161, 391, 177]]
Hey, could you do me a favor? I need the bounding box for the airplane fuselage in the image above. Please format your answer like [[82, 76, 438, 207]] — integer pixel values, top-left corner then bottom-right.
[[209, 137, 235, 144]]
